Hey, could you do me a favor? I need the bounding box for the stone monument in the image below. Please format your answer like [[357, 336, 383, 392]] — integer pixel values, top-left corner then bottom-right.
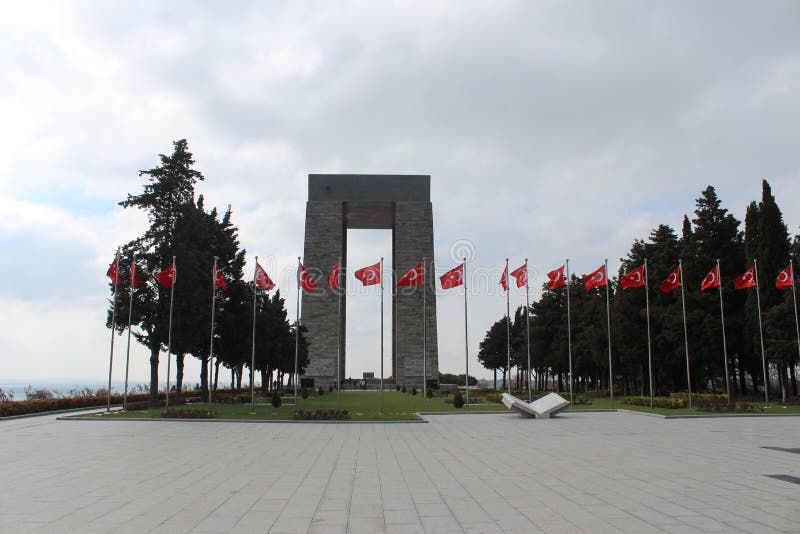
[[301, 174, 438, 388]]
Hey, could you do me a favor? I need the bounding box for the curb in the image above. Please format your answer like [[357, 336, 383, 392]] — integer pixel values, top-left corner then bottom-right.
[[1, 405, 123, 421], [58, 413, 428, 424]]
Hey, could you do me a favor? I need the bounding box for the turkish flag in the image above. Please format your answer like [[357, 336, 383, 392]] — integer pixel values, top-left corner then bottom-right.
[[510, 264, 527, 288], [500, 265, 508, 291], [397, 263, 423, 287], [355, 262, 381, 286], [547, 265, 566, 290], [733, 266, 756, 290], [659, 266, 681, 293], [776, 265, 793, 289], [583, 264, 607, 290], [106, 256, 122, 284], [213, 264, 228, 291], [620, 265, 645, 290], [327, 262, 340, 290], [155, 263, 176, 288], [255, 262, 275, 290], [701, 265, 720, 291], [298, 262, 317, 291], [440, 264, 464, 289], [129, 262, 141, 287]]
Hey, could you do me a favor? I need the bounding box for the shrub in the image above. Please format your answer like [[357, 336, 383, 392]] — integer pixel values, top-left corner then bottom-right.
[[293, 409, 351, 420], [402, 385, 407, 393], [452, 391, 465, 409], [318, 386, 324, 396], [271, 391, 282, 408], [485, 393, 502, 403], [329, 384, 334, 392], [426, 388, 433, 399], [161, 408, 213, 418], [301, 388, 309, 399], [396, 384, 400, 392], [411, 387, 417, 396], [623, 396, 686, 409]]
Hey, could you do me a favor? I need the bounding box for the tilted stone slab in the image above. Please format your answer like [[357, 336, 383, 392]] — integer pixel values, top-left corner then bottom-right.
[[501, 392, 570, 419]]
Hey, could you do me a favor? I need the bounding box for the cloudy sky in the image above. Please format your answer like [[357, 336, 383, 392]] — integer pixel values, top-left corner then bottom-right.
[[1, 1, 798, 388]]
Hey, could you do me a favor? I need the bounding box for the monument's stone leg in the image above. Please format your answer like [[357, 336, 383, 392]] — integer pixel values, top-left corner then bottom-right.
[[393, 202, 438, 387], [302, 200, 345, 388]]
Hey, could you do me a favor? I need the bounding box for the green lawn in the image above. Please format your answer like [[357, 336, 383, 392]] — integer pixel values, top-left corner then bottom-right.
[[95, 390, 506, 421], [567, 397, 800, 416]]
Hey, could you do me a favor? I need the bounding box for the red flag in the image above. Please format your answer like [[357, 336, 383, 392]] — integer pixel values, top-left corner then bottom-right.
[[255, 262, 275, 290], [500, 265, 508, 291], [213, 264, 227, 291], [620, 265, 645, 290], [129, 262, 141, 287], [327, 262, 340, 290], [155, 263, 176, 288], [298, 262, 317, 291], [354, 262, 381, 286], [547, 265, 566, 290], [106, 256, 121, 284], [733, 266, 756, 290], [583, 264, 607, 290], [776, 265, 793, 289], [397, 263, 423, 287], [440, 264, 464, 289], [510, 264, 527, 288], [700, 265, 720, 291], [659, 266, 681, 293]]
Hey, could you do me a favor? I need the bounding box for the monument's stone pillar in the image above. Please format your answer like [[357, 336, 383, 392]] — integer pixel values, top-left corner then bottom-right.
[[301, 175, 438, 388]]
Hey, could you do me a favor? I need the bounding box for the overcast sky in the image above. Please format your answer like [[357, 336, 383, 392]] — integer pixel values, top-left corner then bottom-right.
[[1, 1, 798, 388]]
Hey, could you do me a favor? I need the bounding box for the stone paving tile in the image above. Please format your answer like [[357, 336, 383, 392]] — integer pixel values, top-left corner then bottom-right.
[[3, 410, 800, 533]]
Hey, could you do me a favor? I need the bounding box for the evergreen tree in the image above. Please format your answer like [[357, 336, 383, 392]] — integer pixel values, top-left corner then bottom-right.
[[478, 317, 510, 389]]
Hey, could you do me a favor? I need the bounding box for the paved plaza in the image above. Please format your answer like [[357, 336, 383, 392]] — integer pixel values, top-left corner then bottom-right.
[[2, 410, 799, 533]]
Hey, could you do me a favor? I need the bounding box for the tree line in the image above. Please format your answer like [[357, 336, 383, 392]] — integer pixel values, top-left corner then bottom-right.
[[107, 140, 308, 407], [479, 182, 799, 401]]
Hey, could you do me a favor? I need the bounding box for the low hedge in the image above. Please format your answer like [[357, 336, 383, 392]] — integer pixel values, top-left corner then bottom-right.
[[293, 409, 351, 420], [622, 396, 686, 409], [0, 391, 198, 417], [161, 407, 214, 418]]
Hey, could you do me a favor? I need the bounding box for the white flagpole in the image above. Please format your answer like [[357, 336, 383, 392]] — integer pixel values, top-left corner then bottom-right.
[[165, 256, 175, 409], [295, 257, 301, 415], [250, 256, 258, 415], [423, 256, 428, 410], [123, 252, 135, 410], [754, 258, 769, 406], [208, 256, 218, 412], [716, 259, 730, 400], [107, 247, 120, 412], [336, 256, 342, 409], [463, 258, 469, 407], [605, 259, 614, 409], [525, 258, 532, 402], [566, 258, 573, 404], [644, 259, 654, 408], [678, 259, 692, 409], [791, 259, 800, 382], [380, 257, 384, 416], [505, 258, 511, 393]]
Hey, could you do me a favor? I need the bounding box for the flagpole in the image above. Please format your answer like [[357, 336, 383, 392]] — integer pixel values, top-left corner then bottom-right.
[[208, 256, 218, 413], [644, 259, 654, 408], [380, 256, 384, 416], [716, 259, 731, 400], [295, 256, 301, 415], [250, 256, 258, 415], [123, 252, 135, 410], [423, 256, 428, 410], [505, 258, 511, 393], [791, 259, 800, 384], [605, 259, 614, 409], [754, 258, 769, 406], [678, 259, 692, 409], [524, 258, 532, 402], [463, 258, 470, 407], [566, 258, 573, 404], [107, 248, 120, 412], [336, 256, 342, 410], [165, 256, 175, 409]]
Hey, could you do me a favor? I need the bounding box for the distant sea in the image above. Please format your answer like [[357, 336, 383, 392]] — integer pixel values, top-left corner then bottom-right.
[[0, 380, 150, 401]]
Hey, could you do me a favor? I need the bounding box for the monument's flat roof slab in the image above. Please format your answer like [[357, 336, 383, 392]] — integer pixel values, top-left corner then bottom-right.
[[309, 174, 430, 202], [3, 411, 800, 532]]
